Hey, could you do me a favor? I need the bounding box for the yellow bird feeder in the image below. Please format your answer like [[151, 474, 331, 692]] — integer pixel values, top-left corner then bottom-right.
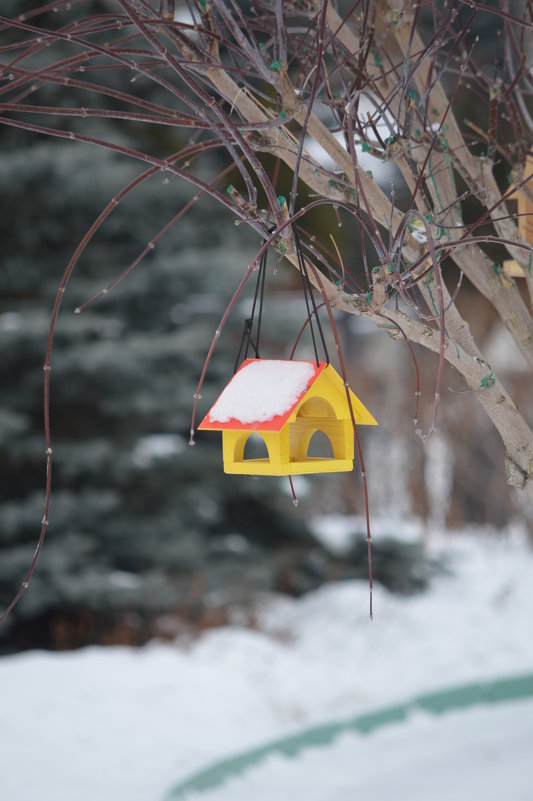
[[199, 358, 377, 476]]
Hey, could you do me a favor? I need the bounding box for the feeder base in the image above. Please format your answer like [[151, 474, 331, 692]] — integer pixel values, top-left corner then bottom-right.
[[223, 457, 354, 476]]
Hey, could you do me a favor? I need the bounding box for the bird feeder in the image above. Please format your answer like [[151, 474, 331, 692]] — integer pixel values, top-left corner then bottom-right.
[[198, 359, 377, 476]]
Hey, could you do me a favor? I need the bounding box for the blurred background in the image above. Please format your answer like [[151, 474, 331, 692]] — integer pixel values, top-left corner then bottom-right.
[[2, 5, 533, 801], [1, 0, 532, 656], [1, 136, 532, 654]]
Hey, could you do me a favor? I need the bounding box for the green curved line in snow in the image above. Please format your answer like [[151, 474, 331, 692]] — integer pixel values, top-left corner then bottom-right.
[[164, 672, 533, 800]]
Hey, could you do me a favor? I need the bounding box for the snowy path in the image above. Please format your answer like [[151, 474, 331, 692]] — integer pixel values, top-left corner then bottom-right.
[[182, 699, 533, 801], [0, 527, 532, 801]]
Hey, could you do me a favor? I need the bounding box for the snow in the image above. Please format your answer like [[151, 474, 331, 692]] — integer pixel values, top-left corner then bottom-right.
[[132, 434, 186, 468], [303, 93, 398, 186], [207, 360, 317, 424], [189, 700, 533, 801], [310, 514, 424, 554], [484, 322, 529, 374], [0, 311, 22, 331], [0, 525, 532, 801], [305, 131, 396, 184]]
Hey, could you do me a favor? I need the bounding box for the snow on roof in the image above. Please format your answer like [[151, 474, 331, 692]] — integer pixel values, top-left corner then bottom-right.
[[207, 360, 319, 425]]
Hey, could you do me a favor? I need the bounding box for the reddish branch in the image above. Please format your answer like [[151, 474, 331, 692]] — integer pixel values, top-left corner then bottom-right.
[[1, 0, 532, 621]]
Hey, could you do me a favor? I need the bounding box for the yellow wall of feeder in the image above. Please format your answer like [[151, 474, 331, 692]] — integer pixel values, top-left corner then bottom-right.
[[503, 155, 533, 278], [219, 365, 377, 477]]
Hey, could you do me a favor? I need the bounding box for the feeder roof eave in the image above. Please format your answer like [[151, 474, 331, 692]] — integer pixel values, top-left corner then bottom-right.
[[198, 359, 327, 432]]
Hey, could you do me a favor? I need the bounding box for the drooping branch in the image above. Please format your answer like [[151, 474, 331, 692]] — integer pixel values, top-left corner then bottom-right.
[[0, 0, 532, 583]]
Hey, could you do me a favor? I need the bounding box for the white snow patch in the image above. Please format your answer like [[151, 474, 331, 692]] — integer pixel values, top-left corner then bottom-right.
[[208, 360, 316, 424], [310, 514, 424, 554], [279, 474, 311, 499], [305, 133, 395, 184], [0, 527, 532, 801], [484, 322, 529, 374], [173, 6, 194, 24], [108, 571, 142, 590], [0, 312, 22, 331], [132, 434, 186, 467], [191, 700, 533, 801], [424, 433, 454, 527]]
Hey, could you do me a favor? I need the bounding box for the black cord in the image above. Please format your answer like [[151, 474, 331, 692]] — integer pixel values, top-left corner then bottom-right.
[[292, 226, 330, 366], [234, 249, 266, 373], [296, 238, 320, 366], [234, 227, 329, 372], [245, 250, 266, 361]]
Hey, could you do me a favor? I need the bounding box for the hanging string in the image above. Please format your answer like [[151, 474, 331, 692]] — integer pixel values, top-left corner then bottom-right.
[[292, 225, 330, 366], [247, 250, 266, 361], [234, 248, 267, 372], [234, 226, 330, 371]]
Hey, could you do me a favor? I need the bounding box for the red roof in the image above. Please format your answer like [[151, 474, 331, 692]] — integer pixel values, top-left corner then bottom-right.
[[198, 359, 327, 431]]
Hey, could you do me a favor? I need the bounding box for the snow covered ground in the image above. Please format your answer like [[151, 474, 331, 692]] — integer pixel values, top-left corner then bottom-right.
[[1, 522, 532, 801], [188, 699, 533, 801]]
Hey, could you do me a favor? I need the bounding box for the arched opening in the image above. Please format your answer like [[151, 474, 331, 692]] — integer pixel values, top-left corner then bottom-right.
[[242, 433, 269, 461], [306, 430, 334, 459], [297, 397, 336, 419]]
